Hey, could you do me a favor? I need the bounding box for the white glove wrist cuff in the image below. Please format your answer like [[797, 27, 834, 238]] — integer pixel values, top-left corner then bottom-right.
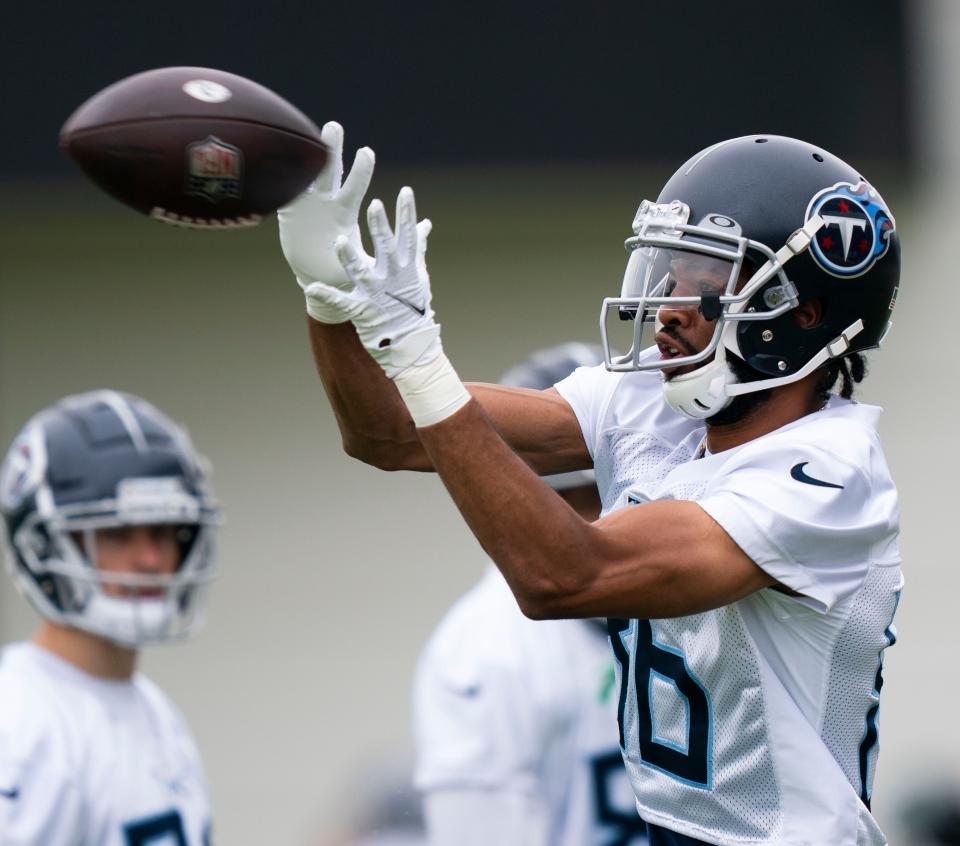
[[304, 290, 350, 324], [393, 352, 471, 427]]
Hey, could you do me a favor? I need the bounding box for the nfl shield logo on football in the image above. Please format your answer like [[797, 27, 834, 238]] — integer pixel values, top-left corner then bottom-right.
[[186, 136, 243, 202]]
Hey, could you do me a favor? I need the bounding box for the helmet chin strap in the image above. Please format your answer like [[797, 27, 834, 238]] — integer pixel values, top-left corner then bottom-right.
[[662, 318, 865, 420], [725, 319, 864, 396], [82, 592, 177, 648], [661, 347, 737, 419], [652, 305, 730, 419]]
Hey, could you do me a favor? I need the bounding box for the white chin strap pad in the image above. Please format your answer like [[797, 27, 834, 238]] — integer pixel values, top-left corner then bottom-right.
[[80, 592, 178, 647], [661, 356, 736, 419]]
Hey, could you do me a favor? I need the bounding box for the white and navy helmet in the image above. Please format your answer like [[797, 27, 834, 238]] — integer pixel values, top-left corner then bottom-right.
[[499, 342, 603, 491], [0, 390, 220, 647]]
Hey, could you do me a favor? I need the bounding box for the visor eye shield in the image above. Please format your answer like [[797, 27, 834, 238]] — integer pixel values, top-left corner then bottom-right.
[[600, 201, 803, 372]]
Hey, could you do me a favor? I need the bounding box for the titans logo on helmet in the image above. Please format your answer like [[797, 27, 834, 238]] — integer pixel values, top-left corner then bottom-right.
[[805, 181, 896, 278], [0, 428, 44, 512]]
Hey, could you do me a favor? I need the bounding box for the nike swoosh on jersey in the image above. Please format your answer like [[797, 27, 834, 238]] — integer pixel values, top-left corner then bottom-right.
[[0, 787, 19, 800], [385, 291, 427, 316], [790, 462, 844, 489]]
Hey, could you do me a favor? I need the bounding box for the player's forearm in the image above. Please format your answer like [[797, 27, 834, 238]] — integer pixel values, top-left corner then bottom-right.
[[308, 320, 591, 474], [417, 398, 604, 618], [417, 398, 771, 619], [307, 317, 430, 469]]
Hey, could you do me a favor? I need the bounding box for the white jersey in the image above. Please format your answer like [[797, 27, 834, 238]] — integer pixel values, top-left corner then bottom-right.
[[557, 365, 901, 846], [0, 642, 212, 846], [556, 358, 701, 521], [414, 567, 648, 846]]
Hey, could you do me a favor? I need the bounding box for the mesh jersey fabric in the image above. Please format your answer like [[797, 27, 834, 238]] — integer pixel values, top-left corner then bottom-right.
[[556, 367, 899, 846]]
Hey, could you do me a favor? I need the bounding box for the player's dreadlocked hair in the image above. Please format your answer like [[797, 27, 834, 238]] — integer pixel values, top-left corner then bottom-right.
[[818, 352, 866, 401]]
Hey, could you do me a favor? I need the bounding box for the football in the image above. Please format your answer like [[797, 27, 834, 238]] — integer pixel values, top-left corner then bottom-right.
[[60, 66, 328, 229]]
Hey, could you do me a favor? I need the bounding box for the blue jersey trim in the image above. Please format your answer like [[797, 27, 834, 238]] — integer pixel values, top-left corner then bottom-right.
[[858, 589, 900, 808]]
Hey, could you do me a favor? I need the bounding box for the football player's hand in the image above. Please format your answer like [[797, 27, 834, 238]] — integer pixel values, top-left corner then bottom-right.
[[306, 186, 439, 378], [277, 121, 375, 323]]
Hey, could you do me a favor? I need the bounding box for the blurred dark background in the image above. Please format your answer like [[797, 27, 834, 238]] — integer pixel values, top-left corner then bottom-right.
[[3, 0, 912, 176]]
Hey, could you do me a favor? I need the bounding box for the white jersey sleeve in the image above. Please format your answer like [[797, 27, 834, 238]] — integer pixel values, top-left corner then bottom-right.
[[555, 352, 702, 517], [698, 408, 900, 612], [553, 363, 623, 460]]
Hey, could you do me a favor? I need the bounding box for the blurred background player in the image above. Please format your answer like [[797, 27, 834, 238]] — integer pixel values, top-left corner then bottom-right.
[[413, 342, 646, 846], [0, 390, 219, 845]]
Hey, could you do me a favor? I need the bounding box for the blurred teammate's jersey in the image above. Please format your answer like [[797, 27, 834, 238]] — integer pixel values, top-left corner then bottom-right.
[[0, 642, 212, 845], [557, 365, 901, 846], [414, 567, 647, 846]]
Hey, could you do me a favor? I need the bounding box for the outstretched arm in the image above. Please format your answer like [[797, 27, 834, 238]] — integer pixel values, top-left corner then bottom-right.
[[320, 186, 776, 619], [304, 318, 420, 468], [416, 399, 774, 619], [307, 318, 587, 472]]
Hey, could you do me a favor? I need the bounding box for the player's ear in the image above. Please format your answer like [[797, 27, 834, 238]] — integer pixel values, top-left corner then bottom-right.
[[793, 297, 824, 329]]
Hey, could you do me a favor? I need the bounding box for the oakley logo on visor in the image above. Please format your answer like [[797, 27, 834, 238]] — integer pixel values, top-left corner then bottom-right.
[[805, 180, 895, 278]]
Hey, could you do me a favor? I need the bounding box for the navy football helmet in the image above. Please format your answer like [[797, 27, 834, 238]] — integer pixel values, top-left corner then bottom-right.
[[601, 135, 900, 418], [0, 390, 219, 646]]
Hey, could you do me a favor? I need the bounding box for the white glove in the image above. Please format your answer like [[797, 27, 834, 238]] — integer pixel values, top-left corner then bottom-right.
[[277, 121, 375, 323], [310, 186, 439, 376], [310, 186, 471, 426]]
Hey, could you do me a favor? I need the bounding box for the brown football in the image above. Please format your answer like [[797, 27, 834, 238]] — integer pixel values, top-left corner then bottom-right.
[[60, 66, 327, 229]]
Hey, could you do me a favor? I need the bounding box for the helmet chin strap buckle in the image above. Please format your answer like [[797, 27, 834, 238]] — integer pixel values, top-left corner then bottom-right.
[[737, 214, 826, 311], [785, 215, 825, 255], [828, 319, 864, 357]]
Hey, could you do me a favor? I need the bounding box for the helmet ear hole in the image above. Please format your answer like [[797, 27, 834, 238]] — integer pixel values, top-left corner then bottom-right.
[[793, 297, 825, 329]]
